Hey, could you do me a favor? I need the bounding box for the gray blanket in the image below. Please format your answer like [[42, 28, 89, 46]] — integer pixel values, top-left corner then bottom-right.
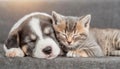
[[0, 43, 120, 69]]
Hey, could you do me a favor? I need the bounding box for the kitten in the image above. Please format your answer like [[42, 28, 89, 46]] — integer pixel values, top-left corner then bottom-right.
[[52, 11, 120, 57]]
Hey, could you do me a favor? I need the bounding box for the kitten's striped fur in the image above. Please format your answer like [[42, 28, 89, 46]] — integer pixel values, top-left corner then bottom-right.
[[52, 11, 120, 57]]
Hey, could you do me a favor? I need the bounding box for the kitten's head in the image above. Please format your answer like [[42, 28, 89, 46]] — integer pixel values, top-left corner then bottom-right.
[[52, 11, 91, 49]]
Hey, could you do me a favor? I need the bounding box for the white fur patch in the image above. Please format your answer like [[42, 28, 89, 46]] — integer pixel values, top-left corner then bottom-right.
[[3, 44, 24, 57], [10, 12, 51, 34], [29, 17, 43, 39], [33, 38, 60, 59]]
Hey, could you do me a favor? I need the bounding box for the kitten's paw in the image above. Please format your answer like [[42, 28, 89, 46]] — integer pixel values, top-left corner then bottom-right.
[[5, 48, 24, 57], [66, 51, 80, 57], [66, 50, 89, 57]]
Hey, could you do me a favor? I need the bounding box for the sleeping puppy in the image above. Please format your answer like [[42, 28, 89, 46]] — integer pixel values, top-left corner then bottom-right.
[[3, 12, 60, 59]]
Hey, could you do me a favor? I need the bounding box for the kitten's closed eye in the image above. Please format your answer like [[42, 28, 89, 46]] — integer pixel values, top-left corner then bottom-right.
[[73, 34, 79, 39], [73, 33, 87, 41], [60, 33, 67, 38], [79, 34, 87, 40]]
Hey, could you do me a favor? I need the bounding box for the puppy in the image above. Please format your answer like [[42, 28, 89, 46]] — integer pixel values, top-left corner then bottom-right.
[[4, 12, 60, 59]]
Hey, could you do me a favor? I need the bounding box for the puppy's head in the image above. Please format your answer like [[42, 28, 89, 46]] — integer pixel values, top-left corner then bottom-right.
[[4, 12, 60, 59]]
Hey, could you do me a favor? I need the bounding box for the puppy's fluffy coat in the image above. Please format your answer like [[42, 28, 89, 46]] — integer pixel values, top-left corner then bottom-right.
[[4, 12, 60, 59]]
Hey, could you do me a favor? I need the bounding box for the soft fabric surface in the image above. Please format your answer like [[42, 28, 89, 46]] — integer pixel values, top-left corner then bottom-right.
[[0, 43, 120, 69]]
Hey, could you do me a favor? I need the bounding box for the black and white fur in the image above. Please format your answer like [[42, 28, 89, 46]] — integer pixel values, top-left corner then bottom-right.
[[4, 12, 60, 59]]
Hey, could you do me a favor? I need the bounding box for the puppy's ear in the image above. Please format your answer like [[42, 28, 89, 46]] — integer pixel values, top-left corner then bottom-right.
[[5, 32, 20, 49], [37, 13, 53, 24]]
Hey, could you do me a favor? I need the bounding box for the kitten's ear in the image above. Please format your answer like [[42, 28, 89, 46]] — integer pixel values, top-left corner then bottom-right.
[[52, 11, 63, 24], [79, 14, 91, 28]]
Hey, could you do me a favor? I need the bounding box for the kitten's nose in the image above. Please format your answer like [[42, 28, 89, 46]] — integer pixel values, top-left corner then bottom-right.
[[42, 46, 52, 54], [67, 41, 72, 44], [67, 37, 72, 45]]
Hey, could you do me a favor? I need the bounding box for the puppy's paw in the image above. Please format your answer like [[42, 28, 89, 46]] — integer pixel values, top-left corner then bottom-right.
[[5, 48, 24, 57], [66, 51, 80, 57]]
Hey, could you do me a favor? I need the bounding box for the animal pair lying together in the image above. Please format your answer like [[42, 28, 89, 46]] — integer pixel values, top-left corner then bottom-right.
[[4, 11, 120, 59]]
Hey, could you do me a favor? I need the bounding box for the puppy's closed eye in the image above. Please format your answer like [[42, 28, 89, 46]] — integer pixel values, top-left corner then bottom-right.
[[30, 34, 37, 41], [44, 27, 52, 35]]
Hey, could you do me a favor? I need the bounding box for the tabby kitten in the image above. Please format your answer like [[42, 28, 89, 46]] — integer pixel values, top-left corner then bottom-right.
[[52, 11, 120, 57]]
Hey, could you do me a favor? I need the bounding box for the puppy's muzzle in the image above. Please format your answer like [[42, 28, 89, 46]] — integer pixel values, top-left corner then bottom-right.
[[33, 38, 60, 59]]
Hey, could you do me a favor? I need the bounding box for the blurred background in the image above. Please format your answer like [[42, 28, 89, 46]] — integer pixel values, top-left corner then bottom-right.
[[0, 0, 120, 43]]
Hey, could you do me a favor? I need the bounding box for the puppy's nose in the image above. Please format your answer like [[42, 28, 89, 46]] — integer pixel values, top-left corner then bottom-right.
[[42, 46, 52, 54]]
